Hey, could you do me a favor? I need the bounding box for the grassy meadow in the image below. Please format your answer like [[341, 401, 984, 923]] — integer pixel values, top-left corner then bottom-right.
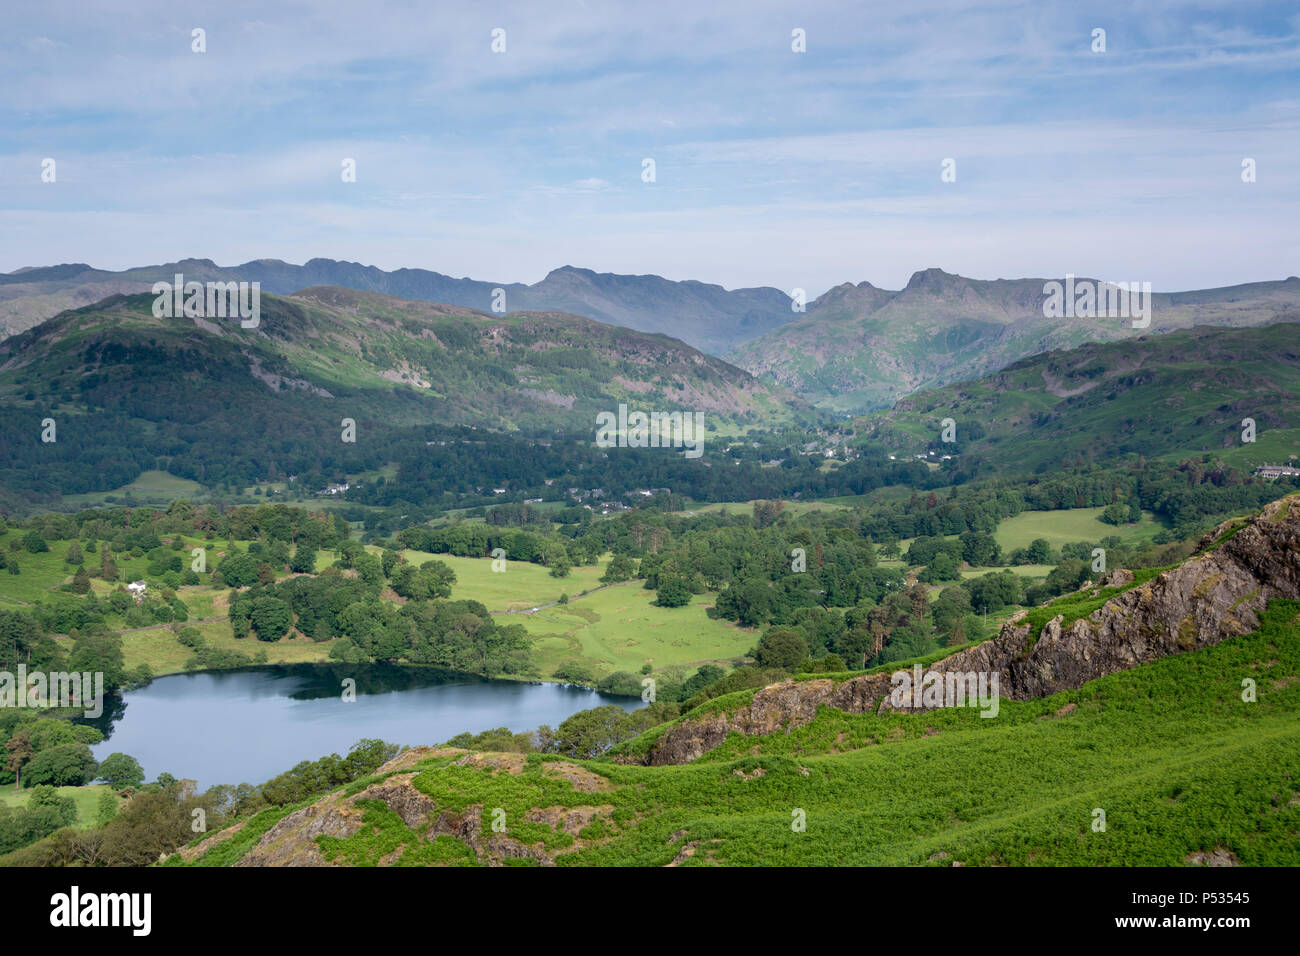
[[992, 507, 1161, 552], [0, 784, 120, 829], [510, 582, 757, 676]]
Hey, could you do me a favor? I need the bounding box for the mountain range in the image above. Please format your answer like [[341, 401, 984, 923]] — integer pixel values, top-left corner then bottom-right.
[[0, 259, 796, 356], [5, 258, 1298, 414], [728, 270, 1300, 412]]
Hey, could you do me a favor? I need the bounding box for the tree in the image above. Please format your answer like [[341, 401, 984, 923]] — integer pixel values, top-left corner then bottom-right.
[[600, 554, 638, 584], [918, 552, 960, 583], [4, 730, 33, 791], [552, 659, 596, 685], [98, 548, 118, 582], [23, 743, 98, 787], [930, 585, 972, 632], [64, 542, 83, 565], [217, 552, 260, 588], [967, 571, 1024, 614], [1101, 502, 1129, 526], [655, 575, 691, 608], [1025, 538, 1056, 565], [552, 705, 632, 759], [755, 629, 809, 669], [70, 567, 91, 594], [98, 783, 201, 866], [834, 626, 875, 668], [680, 664, 724, 699], [959, 531, 1001, 567], [250, 597, 293, 641], [353, 553, 384, 587], [1044, 558, 1089, 596], [290, 544, 318, 575], [389, 561, 456, 601], [27, 785, 77, 827], [69, 631, 126, 692], [23, 532, 49, 554], [97, 789, 119, 827], [714, 577, 774, 627], [97, 753, 146, 790]]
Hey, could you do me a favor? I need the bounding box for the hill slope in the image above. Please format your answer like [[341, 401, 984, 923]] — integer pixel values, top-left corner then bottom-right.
[[728, 270, 1300, 412], [0, 286, 807, 502], [170, 496, 1300, 866], [855, 321, 1300, 474]]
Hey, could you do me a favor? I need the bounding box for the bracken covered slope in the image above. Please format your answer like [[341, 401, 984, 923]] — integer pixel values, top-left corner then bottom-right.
[[169, 497, 1300, 866]]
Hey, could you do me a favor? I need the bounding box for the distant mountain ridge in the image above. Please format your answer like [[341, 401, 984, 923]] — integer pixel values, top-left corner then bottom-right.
[[728, 269, 1300, 412], [5, 259, 1299, 414], [0, 258, 798, 355]]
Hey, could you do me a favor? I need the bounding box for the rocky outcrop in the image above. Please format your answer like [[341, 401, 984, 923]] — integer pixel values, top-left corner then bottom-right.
[[643, 495, 1300, 766], [202, 747, 618, 867], [234, 795, 364, 867]]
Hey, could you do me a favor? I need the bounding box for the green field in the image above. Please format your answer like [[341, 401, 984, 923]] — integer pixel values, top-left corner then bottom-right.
[[509, 582, 757, 677], [960, 564, 1054, 580], [397, 551, 610, 611], [993, 507, 1161, 552], [60, 470, 203, 509], [0, 784, 120, 829], [673, 499, 849, 518]]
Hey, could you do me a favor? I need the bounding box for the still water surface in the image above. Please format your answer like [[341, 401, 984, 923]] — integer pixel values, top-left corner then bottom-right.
[[85, 664, 642, 789]]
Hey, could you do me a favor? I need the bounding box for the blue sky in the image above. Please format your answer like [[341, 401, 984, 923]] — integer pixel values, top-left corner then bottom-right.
[[2, 0, 1297, 295]]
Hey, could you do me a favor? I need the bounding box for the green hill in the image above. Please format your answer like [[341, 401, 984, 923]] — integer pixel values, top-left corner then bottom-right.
[[855, 322, 1300, 474], [0, 287, 809, 506]]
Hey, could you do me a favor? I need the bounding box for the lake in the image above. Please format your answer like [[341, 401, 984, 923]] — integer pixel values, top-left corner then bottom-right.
[[83, 664, 643, 789]]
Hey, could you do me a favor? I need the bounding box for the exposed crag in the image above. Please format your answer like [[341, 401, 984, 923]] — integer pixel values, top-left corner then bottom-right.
[[642, 495, 1300, 766]]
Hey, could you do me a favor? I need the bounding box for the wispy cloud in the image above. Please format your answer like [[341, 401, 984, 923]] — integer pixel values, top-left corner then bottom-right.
[[1, 0, 1297, 293]]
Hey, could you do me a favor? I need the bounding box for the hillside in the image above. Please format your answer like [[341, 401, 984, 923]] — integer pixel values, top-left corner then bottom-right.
[[0, 286, 808, 504], [0, 260, 798, 355], [10, 261, 1297, 415], [855, 322, 1300, 474], [169, 495, 1300, 866], [728, 270, 1300, 412]]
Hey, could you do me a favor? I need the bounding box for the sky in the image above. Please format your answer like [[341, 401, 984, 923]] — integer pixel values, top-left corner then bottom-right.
[[2, 0, 1298, 296]]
